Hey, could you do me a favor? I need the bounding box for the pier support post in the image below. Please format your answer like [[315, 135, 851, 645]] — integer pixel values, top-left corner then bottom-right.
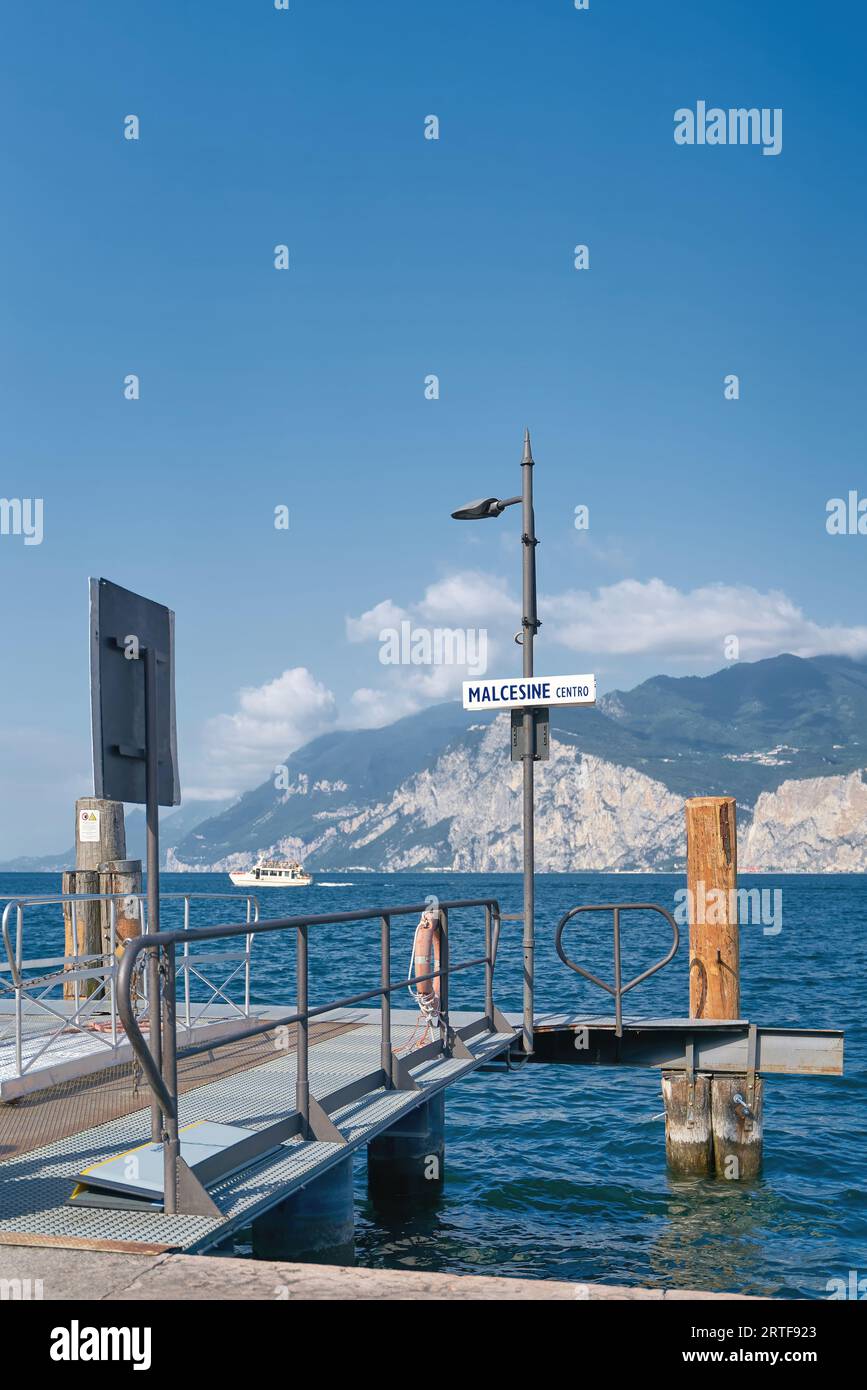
[[686, 796, 739, 1021], [74, 797, 128, 873], [663, 796, 763, 1178], [711, 1075, 764, 1180], [63, 798, 129, 1000], [61, 869, 100, 1001], [97, 858, 143, 957], [251, 1157, 355, 1264], [661, 1072, 713, 1176], [367, 1092, 445, 1203]]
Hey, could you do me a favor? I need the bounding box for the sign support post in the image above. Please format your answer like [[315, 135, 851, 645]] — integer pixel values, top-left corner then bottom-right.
[[143, 646, 163, 1148], [90, 577, 181, 1209], [454, 432, 596, 1057], [144, 643, 180, 1210], [520, 431, 538, 1056]]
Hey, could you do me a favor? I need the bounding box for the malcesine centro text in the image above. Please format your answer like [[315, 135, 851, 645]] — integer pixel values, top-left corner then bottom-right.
[[462, 675, 597, 710]]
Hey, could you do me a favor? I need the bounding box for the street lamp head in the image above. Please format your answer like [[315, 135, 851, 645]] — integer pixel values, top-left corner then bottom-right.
[[450, 497, 503, 521]]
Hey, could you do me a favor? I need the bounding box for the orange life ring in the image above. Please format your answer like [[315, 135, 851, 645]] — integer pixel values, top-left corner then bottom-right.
[[412, 911, 441, 1012]]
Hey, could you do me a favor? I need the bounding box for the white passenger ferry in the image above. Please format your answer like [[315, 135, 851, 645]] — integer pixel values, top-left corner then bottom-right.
[[229, 858, 313, 887]]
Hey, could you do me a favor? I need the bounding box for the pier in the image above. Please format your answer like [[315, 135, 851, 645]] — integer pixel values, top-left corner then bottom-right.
[[0, 889, 843, 1270], [0, 578, 848, 1295]]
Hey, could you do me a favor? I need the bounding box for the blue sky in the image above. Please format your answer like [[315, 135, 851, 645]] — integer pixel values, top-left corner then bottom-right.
[[1, 0, 866, 855]]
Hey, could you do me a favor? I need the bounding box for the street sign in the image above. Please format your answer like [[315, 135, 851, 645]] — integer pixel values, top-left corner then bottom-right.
[[463, 673, 596, 712], [511, 707, 550, 761], [89, 578, 181, 807]]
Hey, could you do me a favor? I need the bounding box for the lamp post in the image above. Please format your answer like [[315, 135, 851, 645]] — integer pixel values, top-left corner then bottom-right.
[[451, 428, 539, 1054]]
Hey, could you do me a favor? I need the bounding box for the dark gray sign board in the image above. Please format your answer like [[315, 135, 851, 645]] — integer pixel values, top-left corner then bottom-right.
[[89, 578, 181, 806]]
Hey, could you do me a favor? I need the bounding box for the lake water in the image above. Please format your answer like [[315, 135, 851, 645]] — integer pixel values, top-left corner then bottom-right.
[[2, 869, 864, 1297]]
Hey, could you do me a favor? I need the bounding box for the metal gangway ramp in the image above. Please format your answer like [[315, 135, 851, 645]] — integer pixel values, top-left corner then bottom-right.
[[0, 895, 515, 1254]]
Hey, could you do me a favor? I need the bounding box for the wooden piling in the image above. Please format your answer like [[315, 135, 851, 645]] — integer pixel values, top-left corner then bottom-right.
[[686, 796, 739, 1020], [74, 798, 127, 872], [661, 1072, 713, 1176], [711, 1075, 764, 1180], [98, 859, 143, 956], [61, 869, 99, 1000], [62, 798, 133, 1000], [663, 795, 763, 1178]]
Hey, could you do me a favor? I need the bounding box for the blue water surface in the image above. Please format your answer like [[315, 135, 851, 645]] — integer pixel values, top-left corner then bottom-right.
[[2, 870, 864, 1297]]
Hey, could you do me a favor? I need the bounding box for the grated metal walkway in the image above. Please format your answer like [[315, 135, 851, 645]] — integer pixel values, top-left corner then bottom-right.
[[0, 1018, 356, 1161], [0, 1008, 514, 1255]]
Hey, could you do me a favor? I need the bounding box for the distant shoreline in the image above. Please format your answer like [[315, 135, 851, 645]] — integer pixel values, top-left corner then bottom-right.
[[1, 867, 865, 879]]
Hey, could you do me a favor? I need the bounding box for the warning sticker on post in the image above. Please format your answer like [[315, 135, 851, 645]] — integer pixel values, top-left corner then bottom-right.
[[79, 809, 101, 843]]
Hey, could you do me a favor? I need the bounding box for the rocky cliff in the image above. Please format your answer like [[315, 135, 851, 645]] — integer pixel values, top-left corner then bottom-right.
[[166, 654, 867, 873], [744, 769, 867, 871]]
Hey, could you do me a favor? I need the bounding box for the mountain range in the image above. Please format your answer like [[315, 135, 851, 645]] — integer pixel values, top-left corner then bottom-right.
[[5, 654, 865, 875], [0, 798, 232, 873], [166, 654, 867, 874]]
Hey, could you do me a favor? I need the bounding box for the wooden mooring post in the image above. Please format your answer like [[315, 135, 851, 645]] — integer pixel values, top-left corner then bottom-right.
[[663, 796, 763, 1179], [62, 798, 141, 1000]]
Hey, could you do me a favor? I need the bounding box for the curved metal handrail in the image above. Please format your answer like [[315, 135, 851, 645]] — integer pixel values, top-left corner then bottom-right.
[[555, 901, 679, 1037], [1, 901, 22, 987]]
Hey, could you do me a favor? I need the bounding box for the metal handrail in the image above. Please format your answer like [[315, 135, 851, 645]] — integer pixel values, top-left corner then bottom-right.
[[115, 896, 507, 1214], [1, 891, 260, 987], [0, 892, 260, 1085], [555, 902, 679, 1037]]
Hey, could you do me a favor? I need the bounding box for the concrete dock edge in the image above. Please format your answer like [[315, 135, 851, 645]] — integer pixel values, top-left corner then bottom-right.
[[0, 1244, 766, 1301]]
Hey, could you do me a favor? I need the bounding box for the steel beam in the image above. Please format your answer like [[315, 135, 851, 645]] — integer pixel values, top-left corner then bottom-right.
[[525, 1017, 843, 1077]]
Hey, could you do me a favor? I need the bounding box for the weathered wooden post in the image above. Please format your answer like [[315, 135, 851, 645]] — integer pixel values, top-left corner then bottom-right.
[[98, 858, 143, 956], [661, 1071, 713, 1176], [63, 798, 139, 1000], [686, 796, 739, 1021], [662, 796, 763, 1179], [73, 797, 127, 873], [61, 867, 99, 1001], [711, 1065, 763, 1180]]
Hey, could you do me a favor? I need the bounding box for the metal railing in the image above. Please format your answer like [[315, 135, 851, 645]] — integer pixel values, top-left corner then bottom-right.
[[115, 897, 511, 1215], [0, 891, 259, 1085], [555, 902, 679, 1037]]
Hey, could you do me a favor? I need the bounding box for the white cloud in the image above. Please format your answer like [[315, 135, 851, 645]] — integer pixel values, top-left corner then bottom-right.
[[198, 668, 338, 791], [345, 599, 408, 643], [345, 659, 481, 730], [545, 579, 867, 661], [179, 786, 238, 802], [345, 574, 517, 643], [416, 571, 519, 625], [189, 575, 867, 801], [346, 686, 424, 728], [342, 570, 514, 725]]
